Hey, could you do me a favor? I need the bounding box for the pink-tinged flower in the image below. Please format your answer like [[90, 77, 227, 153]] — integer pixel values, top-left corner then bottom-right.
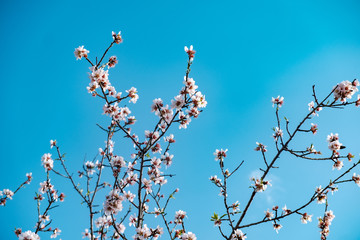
[[39, 180, 54, 194], [327, 133, 343, 152], [89, 67, 110, 89], [151, 98, 164, 115], [103, 102, 120, 117], [273, 223, 282, 233], [171, 95, 185, 110], [116, 223, 126, 234], [26, 173, 33, 184], [273, 127, 283, 141], [179, 112, 191, 129], [18, 230, 40, 240], [142, 178, 152, 193], [151, 143, 162, 153], [50, 228, 61, 238], [129, 214, 138, 227], [108, 56, 118, 68], [111, 155, 126, 169], [145, 130, 160, 141], [126, 172, 138, 185], [327, 133, 339, 142], [191, 91, 207, 108], [39, 214, 50, 223], [124, 190, 135, 202], [265, 209, 274, 220], [85, 161, 96, 175], [271, 96, 284, 107], [183, 77, 198, 95], [333, 80, 359, 102], [187, 107, 200, 118], [103, 189, 124, 215], [231, 201, 240, 212], [112, 31, 123, 44], [135, 224, 151, 239], [254, 142, 267, 152], [251, 178, 271, 192], [50, 139, 57, 148], [332, 160, 344, 170], [214, 149, 228, 161], [74, 46, 89, 60], [230, 229, 246, 240], [41, 153, 54, 171], [174, 210, 186, 224], [315, 186, 327, 204], [214, 219, 222, 226], [151, 225, 163, 240], [352, 173, 360, 187], [1, 189, 14, 200], [161, 152, 173, 167], [301, 213, 312, 224], [308, 101, 323, 116], [181, 232, 197, 240], [184, 45, 196, 61], [282, 205, 291, 215], [310, 123, 318, 134], [82, 229, 91, 239], [209, 175, 222, 187], [126, 116, 136, 125], [154, 207, 163, 217], [126, 87, 139, 103], [164, 134, 175, 143]]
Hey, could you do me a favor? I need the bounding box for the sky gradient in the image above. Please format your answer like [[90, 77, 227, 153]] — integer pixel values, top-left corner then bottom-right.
[[1, 0, 360, 239]]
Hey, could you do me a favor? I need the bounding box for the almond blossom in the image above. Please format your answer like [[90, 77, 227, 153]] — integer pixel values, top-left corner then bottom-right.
[[214, 149, 228, 161], [352, 173, 360, 186], [174, 210, 186, 224], [230, 229, 246, 240], [74, 46, 89, 60], [271, 96, 284, 107], [301, 213, 312, 224], [112, 31, 123, 44], [318, 210, 335, 238], [184, 45, 195, 61], [308, 101, 322, 116], [41, 153, 54, 171], [181, 232, 197, 240], [327, 133, 342, 152], [265, 209, 274, 220], [273, 127, 283, 141], [333, 79, 359, 102], [254, 142, 267, 152], [251, 178, 271, 192], [273, 222, 282, 233], [18, 230, 40, 240], [332, 160, 344, 170], [126, 87, 139, 103]]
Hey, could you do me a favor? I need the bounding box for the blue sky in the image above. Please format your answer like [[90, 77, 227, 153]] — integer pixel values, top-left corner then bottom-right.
[[1, 0, 360, 239]]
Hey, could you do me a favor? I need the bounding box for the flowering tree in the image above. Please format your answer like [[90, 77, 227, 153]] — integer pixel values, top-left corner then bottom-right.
[[1, 31, 360, 240]]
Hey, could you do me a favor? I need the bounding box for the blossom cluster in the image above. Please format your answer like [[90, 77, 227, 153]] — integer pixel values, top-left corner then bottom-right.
[[333, 79, 359, 102], [318, 210, 335, 239], [251, 177, 271, 192]]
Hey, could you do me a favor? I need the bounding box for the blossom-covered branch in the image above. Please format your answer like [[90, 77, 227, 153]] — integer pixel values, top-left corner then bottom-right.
[[211, 80, 360, 240]]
